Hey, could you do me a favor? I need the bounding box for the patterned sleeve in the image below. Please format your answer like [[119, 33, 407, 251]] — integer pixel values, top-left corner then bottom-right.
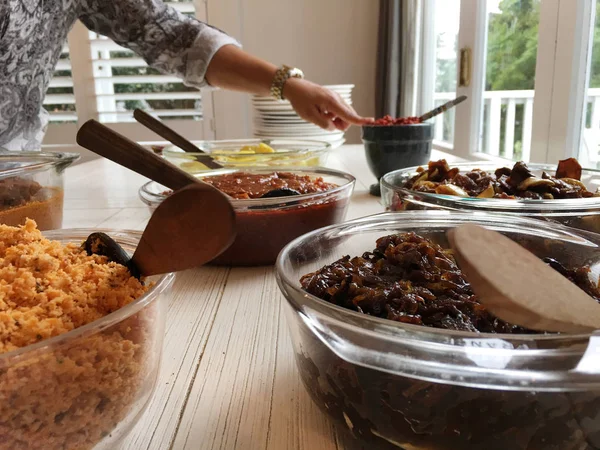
[[78, 0, 241, 88]]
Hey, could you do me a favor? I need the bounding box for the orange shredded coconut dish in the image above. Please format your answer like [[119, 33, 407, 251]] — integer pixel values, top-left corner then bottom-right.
[[0, 219, 148, 354], [0, 220, 158, 449]]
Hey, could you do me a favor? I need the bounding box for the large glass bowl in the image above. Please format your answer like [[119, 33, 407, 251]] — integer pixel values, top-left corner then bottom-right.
[[381, 161, 600, 234], [139, 167, 355, 266], [0, 151, 79, 230], [0, 229, 174, 450], [276, 211, 600, 450], [161, 138, 331, 173]]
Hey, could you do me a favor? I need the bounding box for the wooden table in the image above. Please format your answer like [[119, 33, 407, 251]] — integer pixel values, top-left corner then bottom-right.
[[63, 145, 455, 450]]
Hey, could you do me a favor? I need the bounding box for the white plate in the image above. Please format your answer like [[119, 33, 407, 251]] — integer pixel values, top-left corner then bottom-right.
[[254, 121, 321, 127], [253, 92, 352, 99], [253, 101, 352, 112], [254, 131, 345, 139], [253, 130, 344, 137], [252, 95, 352, 104], [323, 84, 355, 90], [254, 128, 325, 135], [253, 104, 295, 110], [254, 123, 320, 131], [255, 118, 308, 124], [256, 114, 302, 119], [252, 100, 352, 108]]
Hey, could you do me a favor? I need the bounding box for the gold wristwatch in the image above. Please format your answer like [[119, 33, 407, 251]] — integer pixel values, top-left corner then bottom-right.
[[270, 65, 304, 100]]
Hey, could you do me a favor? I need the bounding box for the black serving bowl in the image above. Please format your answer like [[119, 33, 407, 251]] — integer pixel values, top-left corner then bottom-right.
[[361, 123, 433, 196]]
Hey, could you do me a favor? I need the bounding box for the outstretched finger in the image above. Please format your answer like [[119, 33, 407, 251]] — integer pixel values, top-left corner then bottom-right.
[[326, 97, 371, 125]]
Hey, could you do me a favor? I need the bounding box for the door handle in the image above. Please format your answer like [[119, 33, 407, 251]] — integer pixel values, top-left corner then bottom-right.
[[459, 47, 472, 87]]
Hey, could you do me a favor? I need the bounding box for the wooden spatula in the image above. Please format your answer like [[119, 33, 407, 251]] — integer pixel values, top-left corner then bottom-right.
[[133, 109, 223, 169], [84, 183, 236, 276], [448, 223, 600, 333], [76, 120, 236, 275]]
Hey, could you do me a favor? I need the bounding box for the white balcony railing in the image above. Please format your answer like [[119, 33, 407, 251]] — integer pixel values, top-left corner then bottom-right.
[[433, 89, 600, 163]]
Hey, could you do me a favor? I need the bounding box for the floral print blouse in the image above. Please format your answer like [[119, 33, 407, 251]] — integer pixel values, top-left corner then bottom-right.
[[0, 0, 240, 150]]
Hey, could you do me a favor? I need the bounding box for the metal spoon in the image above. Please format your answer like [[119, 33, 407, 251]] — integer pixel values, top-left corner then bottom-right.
[[133, 109, 223, 169], [448, 223, 600, 333], [419, 95, 467, 122]]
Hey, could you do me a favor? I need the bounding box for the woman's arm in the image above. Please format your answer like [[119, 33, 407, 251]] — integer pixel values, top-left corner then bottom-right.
[[79, 0, 240, 89], [79, 0, 370, 130], [206, 45, 371, 131]]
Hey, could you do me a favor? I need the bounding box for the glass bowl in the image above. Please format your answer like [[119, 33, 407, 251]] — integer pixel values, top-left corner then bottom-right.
[[139, 167, 356, 266], [0, 151, 79, 230], [0, 229, 175, 450], [161, 138, 331, 173], [381, 161, 600, 234], [276, 211, 600, 450]]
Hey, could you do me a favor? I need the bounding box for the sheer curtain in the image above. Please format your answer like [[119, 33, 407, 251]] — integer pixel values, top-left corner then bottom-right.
[[376, 0, 422, 118]]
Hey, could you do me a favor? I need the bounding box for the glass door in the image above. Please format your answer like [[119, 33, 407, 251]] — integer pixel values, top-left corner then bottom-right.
[[451, 0, 541, 162], [421, 0, 461, 148], [579, 0, 600, 168], [423, 0, 594, 165], [480, 0, 540, 161]]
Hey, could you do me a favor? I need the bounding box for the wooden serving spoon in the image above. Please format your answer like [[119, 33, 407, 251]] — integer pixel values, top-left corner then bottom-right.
[[133, 109, 223, 169], [84, 184, 236, 277], [76, 120, 236, 275], [448, 223, 600, 333]]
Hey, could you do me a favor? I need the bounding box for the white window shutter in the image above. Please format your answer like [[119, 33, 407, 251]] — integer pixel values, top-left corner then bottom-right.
[[44, 0, 215, 147]]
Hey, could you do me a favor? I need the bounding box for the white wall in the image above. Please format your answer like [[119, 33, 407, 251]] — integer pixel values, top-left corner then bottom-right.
[[207, 0, 379, 144]]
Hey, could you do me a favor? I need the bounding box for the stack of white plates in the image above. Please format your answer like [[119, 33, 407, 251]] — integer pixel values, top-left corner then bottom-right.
[[252, 84, 354, 148]]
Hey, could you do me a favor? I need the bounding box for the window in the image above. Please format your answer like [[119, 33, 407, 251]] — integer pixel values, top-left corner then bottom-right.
[[481, 0, 539, 161], [42, 0, 214, 151], [45, 46, 77, 125], [89, 31, 203, 123], [580, 0, 600, 168], [421, 0, 597, 167], [429, 0, 460, 147]]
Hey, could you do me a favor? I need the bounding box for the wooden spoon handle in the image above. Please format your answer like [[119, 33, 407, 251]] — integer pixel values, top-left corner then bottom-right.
[[133, 109, 223, 169], [76, 119, 200, 191]]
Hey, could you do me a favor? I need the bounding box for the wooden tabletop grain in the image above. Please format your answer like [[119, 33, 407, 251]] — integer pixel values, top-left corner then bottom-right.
[[63, 145, 456, 450]]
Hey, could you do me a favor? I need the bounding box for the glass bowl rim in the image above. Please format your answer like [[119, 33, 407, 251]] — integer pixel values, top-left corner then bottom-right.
[[0, 228, 175, 362], [161, 138, 332, 157], [138, 166, 356, 209], [380, 161, 600, 212], [362, 122, 434, 128], [276, 210, 600, 343], [0, 151, 80, 178]]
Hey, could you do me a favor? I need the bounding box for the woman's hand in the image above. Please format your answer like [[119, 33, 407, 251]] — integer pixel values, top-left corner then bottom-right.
[[283, 78, 372, 131]]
